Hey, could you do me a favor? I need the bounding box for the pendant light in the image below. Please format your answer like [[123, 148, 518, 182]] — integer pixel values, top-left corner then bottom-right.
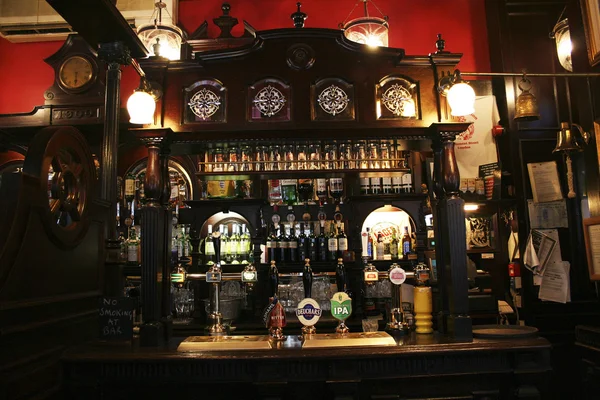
[[550, 8, 572, 72], [137, 1, 184, 60], [341, 0, 389, 48]]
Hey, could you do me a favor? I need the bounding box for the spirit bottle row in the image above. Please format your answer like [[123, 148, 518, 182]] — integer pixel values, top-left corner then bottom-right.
[[201, 140, 412, 172], [265, 221, 348, 264], [268, 178, 344, 205], [363, 225, 415, 261]]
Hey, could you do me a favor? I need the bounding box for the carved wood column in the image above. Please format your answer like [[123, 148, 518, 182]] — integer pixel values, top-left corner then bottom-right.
[[430, 135, 448, 333], [132, 128, 172, 346], [98, 42, 131, 242], [430, 123, 472, 341], [160, 146, 173, 338]]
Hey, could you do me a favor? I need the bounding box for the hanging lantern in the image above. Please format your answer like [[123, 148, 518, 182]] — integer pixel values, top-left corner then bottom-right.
[[341, 0, 389, 48], [550, 18, 573, 72], [137, 1, 184, 60]]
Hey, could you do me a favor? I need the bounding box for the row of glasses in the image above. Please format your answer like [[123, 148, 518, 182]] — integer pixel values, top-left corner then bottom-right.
[[202, 140, 408, 172]]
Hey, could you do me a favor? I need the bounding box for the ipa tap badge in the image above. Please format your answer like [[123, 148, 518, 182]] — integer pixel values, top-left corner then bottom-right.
[[330, 292, 352, 321], [296, 298, 322, 326]]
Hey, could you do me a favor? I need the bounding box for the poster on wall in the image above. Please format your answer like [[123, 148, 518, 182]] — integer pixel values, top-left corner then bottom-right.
[[454, 95, 500, 180]]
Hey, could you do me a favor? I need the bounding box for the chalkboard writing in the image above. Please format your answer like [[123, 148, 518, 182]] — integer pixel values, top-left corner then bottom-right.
[[99, 297, 134, 340]]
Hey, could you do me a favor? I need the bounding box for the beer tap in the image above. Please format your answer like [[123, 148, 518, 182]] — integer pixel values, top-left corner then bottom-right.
[[335, 257, 348, 293], [206, 230, 226, 335], [386, 263, 409, 334], [264, 260, 286, 341], [301, 258, 316, 335]]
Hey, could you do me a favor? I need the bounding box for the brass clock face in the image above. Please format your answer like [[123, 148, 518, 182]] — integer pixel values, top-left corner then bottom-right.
[[58, 55, 94, 91]]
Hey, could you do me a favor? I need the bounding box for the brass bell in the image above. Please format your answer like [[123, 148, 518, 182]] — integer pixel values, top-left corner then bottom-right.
[[553, 122, 583, 153], [514, 77, 540, 121]]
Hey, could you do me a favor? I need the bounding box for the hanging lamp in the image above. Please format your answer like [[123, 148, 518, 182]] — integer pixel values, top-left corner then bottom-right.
[[137, 1, 184, 60], [340, 0, 389, 48]]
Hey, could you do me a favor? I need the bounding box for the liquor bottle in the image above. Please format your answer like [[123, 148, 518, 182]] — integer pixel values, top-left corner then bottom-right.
[[327, 221, 338, 262], [288, 223, 298, 262], [230, 224, 241, 264], [298, 222, 308, 261], [278, 223, 289, 263], [205, 224, 215, 265], [366, 227, 373, 259], [402, 226, 411, 258], [308, 222, 318, 261], [127, 226, 140, 265], [268, 224, 279, 263], [360, 177, 370, 195], [124, 172, 136, 214], [240, 223, 250, 264], [281, 179, 298, 206], [298, 178, 314, 205], [316, 178, 328, 204], [390, 230, 399, 260], [401, 152, 413, 193], [118, 231, 127, 262], [220, 224, 230, 264], [376, 232, 384, 261], [329, 177, 344, 204], [337, 222, 348, 259], [138, 172, 146, 205], [318, 220, 328, 262], [382, 176, 392, 194]]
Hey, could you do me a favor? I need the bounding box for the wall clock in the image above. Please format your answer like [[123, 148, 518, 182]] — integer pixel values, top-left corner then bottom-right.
[[44, 34, 105, 108], [58, 55, 96, 92]]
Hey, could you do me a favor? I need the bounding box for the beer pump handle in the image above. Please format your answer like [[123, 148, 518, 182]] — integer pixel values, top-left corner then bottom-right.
[[336, 258, 347, 293], [303, 258, 313, 299], [269, 260, 279, 298], [212, 232, 221, 266]]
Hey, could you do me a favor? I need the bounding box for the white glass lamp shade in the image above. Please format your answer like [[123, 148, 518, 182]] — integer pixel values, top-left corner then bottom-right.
[[127, 90, 156, 125], [553, 19, 572, 72], [447, 82, 476, 117], [344, 17, 389, 47], [138, 25, 183, 61]]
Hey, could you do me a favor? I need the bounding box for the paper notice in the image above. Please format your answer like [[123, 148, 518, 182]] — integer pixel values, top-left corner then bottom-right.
[[527, 162, 563, 203], [527, 199, 569, 229], [538, 261, 570, 303], [524, 229, 561, 276]]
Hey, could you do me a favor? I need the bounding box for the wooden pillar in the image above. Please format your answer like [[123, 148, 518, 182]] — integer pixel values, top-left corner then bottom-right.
[[430, 123, 472, 341], [132, 128, 172, 346], [160, 146, 173, 339], [98, 41, 130, 241], [431, 135, 448, 334], [97, 41, 131, 297]]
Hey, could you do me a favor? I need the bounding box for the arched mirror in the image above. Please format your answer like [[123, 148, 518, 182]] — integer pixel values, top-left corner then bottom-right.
[[361, 205, 416, 261]]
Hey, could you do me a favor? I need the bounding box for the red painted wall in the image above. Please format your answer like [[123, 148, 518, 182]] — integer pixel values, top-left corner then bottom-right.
[[0, 0, 489, 114]]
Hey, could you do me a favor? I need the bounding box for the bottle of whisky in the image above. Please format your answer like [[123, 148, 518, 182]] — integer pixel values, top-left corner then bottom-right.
[[230, 224, 241, 264], [267, 224, 279, 263], [376, 232, 384, 261], [205, 224, 215, 265], [337, 222, 348, 259], [298, 222, 308, 261], [288, 223, 298, 263], [390, 230, 399, 260], [318, 220, 328, 262], [240, 223, 250, 264], [308, 222, 318, 262], [279, 223, 289, 263], [127, 226, 140, 266], [328, 221, 338, 261], [402, 226, 411, 258]]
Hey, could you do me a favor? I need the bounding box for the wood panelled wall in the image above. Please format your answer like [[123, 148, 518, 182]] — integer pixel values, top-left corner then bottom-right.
[[485, 1, 600, 398]]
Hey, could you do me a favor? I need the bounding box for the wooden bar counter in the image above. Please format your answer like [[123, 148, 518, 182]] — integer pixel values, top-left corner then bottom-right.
[[62, 332, 551, 400]]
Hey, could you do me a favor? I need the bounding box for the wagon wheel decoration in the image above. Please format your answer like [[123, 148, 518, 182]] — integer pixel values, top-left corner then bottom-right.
[[23, 126, 95, 248]]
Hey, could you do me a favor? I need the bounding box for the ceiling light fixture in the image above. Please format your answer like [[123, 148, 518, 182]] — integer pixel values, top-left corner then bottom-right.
[[340, 0, 389, 48], [137, 1, 184, 60]]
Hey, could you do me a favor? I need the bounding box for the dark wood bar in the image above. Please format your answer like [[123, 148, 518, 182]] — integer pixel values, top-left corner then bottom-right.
[[63, 334, 551, 400], [3, 1, 600, 399]]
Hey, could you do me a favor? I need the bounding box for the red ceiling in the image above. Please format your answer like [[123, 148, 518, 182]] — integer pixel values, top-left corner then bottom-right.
[[0, 0, 489, 115]]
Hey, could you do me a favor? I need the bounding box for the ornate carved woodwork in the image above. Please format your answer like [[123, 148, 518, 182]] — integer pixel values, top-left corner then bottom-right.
[[0, 125, 106, 399], [44, 34, 105, 106]]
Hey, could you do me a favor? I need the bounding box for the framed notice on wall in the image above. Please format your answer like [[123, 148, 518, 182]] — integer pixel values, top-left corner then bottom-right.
[[583, 217, 600, 280]]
